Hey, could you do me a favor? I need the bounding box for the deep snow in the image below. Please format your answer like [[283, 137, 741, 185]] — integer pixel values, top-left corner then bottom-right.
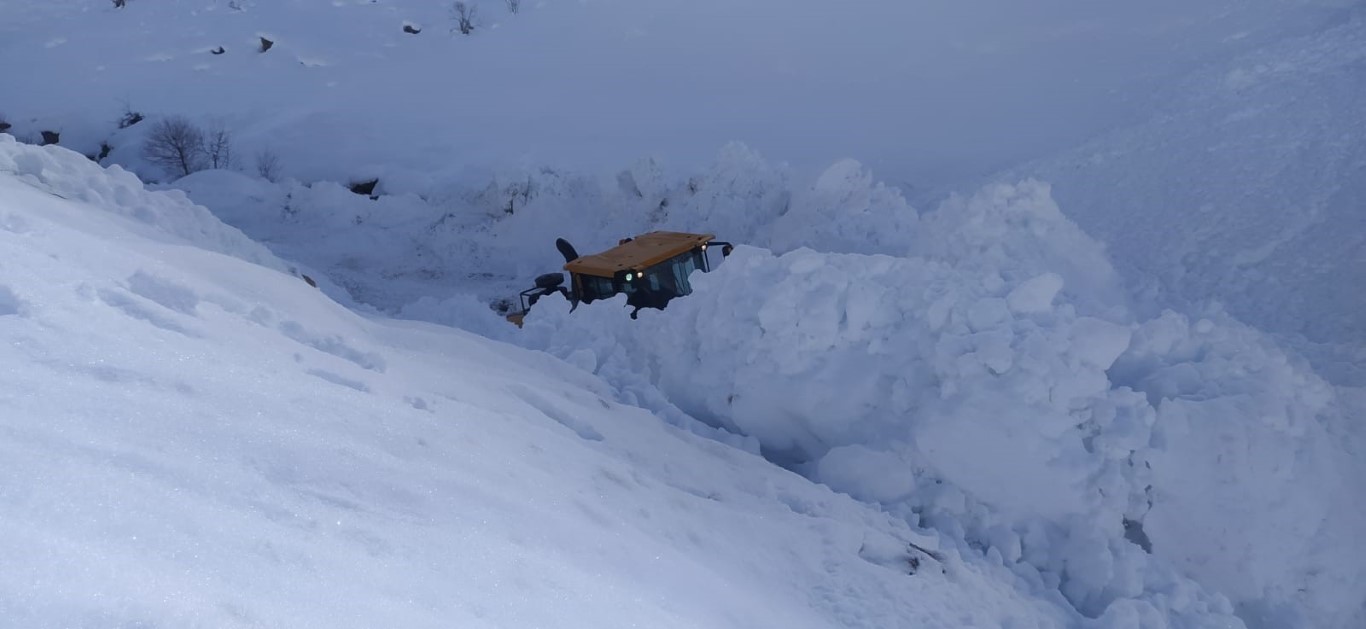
[[2, 135, 1094, 628], [2, 0, 1364, 628]]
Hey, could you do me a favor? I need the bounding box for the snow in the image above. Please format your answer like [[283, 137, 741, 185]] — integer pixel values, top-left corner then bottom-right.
[[1, 137, 1087, 628], [0, 0, 1345, 188], [1, 1, 1364, 628], [499, 171, 1364, 628], [1000, 7, 1366, 386]]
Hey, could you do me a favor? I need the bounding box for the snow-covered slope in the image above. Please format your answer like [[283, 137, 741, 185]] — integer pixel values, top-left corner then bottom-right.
[[0, 0, 1347, 188], [0, 136, 1105, 628], [158, 138, 1366, 628], [1000, 6, 1366, 386], [3, 1, 1363, 628]]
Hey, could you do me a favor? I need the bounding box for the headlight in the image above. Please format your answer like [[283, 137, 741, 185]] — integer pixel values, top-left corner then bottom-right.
[[625, 273, 634, 281]]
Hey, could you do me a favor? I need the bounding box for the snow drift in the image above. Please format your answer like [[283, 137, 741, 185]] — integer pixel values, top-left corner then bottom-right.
[[3, 135, 1114, 629], [512, 172, 1365, 629], [165, 137, 1365, 628]]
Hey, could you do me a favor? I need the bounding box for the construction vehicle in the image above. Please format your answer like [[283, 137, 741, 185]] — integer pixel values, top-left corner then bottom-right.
[[507, 231, 734, 326]]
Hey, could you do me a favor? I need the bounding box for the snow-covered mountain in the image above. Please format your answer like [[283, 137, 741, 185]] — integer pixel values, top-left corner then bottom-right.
[[1, 1, 1362, 628]]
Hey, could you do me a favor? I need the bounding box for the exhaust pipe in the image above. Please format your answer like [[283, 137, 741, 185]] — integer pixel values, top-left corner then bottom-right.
[[555, 238, 579, 263]]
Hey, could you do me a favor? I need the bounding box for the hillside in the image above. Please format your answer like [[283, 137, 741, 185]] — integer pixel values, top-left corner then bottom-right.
[[1, 1, 1363, 628]]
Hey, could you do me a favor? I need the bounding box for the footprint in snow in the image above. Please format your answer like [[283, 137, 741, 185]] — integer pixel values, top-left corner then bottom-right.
[[278, 320, 386, 373], [0, 213, 33, 234], [307, 369, 370, 393], [0, 285, 26, 317], [510, 384, 605, 442], [96, 287, 200, 338], [127, 270, 200, 315]]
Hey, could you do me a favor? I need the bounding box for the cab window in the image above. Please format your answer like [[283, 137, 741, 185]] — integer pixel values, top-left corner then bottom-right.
[[578, 275, 617, 303]]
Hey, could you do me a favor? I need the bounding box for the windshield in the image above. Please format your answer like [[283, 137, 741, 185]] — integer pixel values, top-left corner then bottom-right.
[[575, 247, 706, 307]]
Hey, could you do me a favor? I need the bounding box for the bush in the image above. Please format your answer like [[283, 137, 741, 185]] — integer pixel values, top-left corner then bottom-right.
[[452, 2, 476, 35], [118, 104, 144, 129], [143, 116, 206, 178], [205, 124, 233, 169], [255, 148, 281, 182]]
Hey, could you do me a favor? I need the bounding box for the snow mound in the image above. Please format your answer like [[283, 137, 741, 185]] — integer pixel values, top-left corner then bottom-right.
[[0, 135, 284, 271], [514, 180, 1364, 629]]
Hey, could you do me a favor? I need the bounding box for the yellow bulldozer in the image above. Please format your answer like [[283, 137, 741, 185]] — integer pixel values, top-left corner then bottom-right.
[[507, 231, 734, 326]]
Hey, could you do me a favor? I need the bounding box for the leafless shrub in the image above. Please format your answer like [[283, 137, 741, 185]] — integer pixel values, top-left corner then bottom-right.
[[452, 2, 476, 35], [204, 123, 233, 169], [143, 116, 206, 178], [113, 0, 127, 8], [255, 148, 282, 182], [504, 0, 520, 14], [117, 102, 144, 129]]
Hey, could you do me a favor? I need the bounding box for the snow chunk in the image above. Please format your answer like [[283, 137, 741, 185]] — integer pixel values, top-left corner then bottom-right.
[[1071, 317, 1131, 370], [816, 445, 917, 503], [1008, 272, 1064, 314]]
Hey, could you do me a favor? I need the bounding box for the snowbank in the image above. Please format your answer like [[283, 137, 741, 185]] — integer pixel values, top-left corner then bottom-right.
[[513, 178, 1364, 629], [0, 135, 284, 272]]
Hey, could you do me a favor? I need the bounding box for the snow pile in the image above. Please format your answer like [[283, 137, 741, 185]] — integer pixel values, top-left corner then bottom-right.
[[0, 135, 283, 272], [514, 179, 1365, 629], [1113, 310, 1365, 628]]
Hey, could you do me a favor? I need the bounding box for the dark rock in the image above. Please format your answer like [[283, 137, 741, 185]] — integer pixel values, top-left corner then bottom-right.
[[348, 178, 379, 196]]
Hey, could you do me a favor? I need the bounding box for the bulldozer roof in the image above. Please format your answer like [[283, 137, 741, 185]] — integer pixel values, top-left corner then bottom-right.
[[565, 231, 714, 278]]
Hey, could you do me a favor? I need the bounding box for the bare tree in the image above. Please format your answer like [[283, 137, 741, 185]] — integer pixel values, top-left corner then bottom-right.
[[504, 0, 520, 14], [205, 124, 234, 169], [452, 2, 476, 35], [143, 116, 205, 178], [255, 148, 282, 182]]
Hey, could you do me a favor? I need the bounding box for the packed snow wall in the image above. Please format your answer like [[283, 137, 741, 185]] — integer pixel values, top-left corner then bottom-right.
[[512, 171, 1365, 629]]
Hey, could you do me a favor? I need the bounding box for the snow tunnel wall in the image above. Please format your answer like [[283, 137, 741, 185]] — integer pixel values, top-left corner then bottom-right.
[[514, 172, 1365, 629]]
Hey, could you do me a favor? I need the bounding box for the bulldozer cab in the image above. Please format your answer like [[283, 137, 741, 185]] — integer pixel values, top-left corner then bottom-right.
[[507, 231, 732, 325], [569, 232, 714, 309]]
